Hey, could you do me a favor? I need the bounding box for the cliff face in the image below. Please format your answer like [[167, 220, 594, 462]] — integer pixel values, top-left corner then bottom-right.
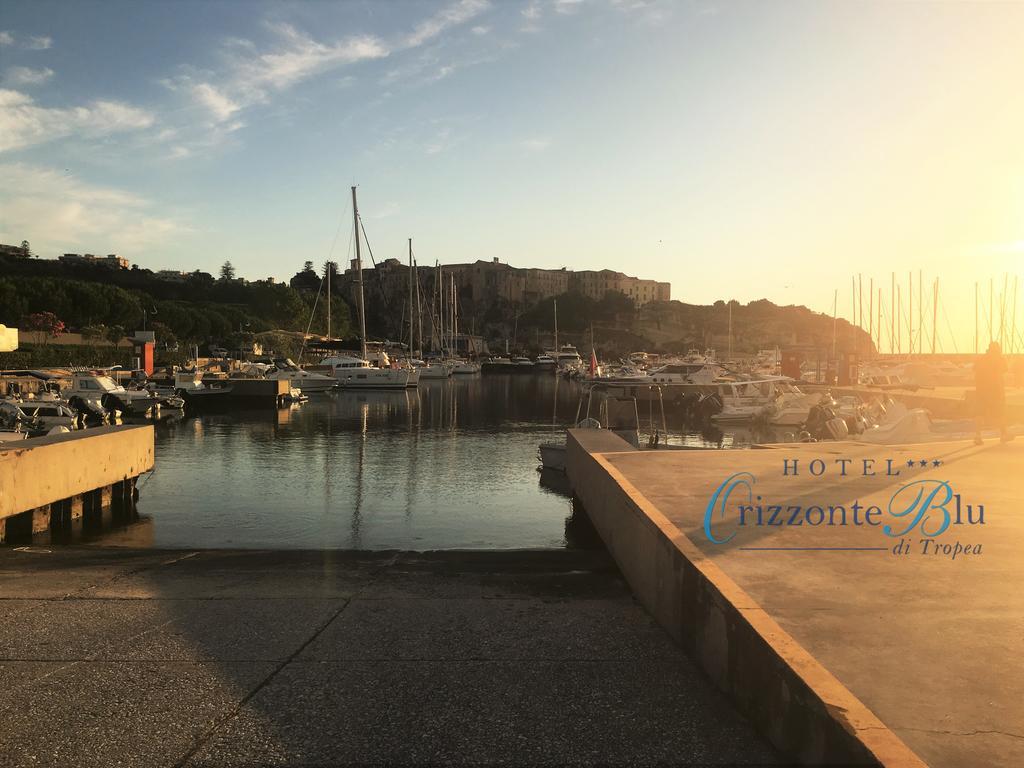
[[633, 299, 875, 355], [504, 297, 874, 358]]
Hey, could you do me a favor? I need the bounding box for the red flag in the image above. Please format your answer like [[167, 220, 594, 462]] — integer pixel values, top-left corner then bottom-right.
[[589, 348, 598, 377]]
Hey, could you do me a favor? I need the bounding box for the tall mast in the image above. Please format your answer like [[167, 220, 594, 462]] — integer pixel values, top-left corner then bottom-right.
[[729, 300, 734, 360], [868, 278, 874, 356], [408, 239, 414, 362], [1000, 273, 1009, 348], [858, 274, 863, 355], [553, 298, 558, 358], [899, 283, 905, 354], [1011, 276, 1019, 355], [975, 282, 979, 354], [989, 278, 994, 344], [326, 262, 331, 340], [877, 287, 882, 355], [890, 272, 895, 355], [831, 290, 837, 361], [351, 186, 367, 360], [438, 263, 444, 357], [908, 271, 913, 356], [931, 278, 938, 355], [413, 255, 421, 357], [451, 273, 457, 355], [918, 269, 923, 355]]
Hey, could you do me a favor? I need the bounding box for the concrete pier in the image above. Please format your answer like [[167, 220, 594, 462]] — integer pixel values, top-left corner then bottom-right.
[[0, 426, 154, 544], [0, 548, 780, 767], [567, 431, 1022, 767]]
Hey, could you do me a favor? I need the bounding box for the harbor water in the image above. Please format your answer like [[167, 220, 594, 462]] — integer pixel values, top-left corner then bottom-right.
[[128, 375, 587, 549], [89, 374, 776, 550]]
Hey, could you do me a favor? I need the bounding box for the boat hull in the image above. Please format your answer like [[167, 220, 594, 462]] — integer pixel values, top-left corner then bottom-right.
[[336, 369, 416, 389], [539, 442, 567, 472]]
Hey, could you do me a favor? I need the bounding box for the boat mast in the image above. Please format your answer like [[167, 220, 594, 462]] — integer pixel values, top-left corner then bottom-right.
[[413, 250, 421, 358], [327, 261, 331, 340], [408, 238, 414, 362], [438, 263, 444, 358], [553, 298, 558, 359], [351, 186, 367, 360], [451, 273, 457, 356]]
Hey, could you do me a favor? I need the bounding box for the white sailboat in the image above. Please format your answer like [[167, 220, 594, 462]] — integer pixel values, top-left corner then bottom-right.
[[325, 187, 417, 390]]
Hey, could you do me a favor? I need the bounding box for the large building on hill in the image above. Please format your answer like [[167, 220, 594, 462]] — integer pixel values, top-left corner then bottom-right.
[[336, 257, 669, 308]]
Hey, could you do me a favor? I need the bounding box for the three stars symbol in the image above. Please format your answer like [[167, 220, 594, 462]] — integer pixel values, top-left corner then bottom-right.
[[906, 459, 942, 468], [905, 456, 942, 468]]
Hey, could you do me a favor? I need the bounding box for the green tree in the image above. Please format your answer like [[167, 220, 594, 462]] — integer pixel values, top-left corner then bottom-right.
[[106, 325, 126, 345], [220, 261, 236, 281]]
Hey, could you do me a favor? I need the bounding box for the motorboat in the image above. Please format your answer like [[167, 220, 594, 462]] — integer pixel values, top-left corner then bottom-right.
[[265, 358, 337, 393], [533, 354, 556, 371], [511, 356, 535, 371], [322, 354, 418, 389], [481, 357, 514, 373], [63, 372, 167, 415], [0, 400, 79, 431], [549, 345, 583, 370], [450, 360, 481, 375], [173, 370, 234, 405], [709, 377, 798, 424], [647, 361, 724, 386]]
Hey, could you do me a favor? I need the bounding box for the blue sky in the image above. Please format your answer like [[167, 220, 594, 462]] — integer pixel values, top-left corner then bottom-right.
[[2, 0, 1023, 351]]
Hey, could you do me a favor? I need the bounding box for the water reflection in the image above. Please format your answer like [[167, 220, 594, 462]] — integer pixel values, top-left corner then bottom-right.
[[92, 376, 775, 550], [131, 376, 588, 550]]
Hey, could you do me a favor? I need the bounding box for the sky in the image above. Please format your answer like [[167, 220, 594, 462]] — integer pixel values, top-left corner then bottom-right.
[[1, 0, 1023, 353]]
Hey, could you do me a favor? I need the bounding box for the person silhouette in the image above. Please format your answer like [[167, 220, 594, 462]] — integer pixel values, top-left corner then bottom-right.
[[974, 341, 1011, 444]]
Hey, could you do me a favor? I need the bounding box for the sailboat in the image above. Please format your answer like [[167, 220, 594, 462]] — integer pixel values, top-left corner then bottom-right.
[[322, 187, 418, 389], [417, 262, 452, 379]]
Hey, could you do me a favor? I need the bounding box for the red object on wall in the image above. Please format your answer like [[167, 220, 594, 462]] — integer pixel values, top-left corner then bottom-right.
[[133, 341, 155, 375], [781, 350, 802, 379]]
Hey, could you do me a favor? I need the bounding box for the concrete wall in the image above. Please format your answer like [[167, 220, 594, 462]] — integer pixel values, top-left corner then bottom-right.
[[566, 430, 924, 767], [0, 425, 154, 522]]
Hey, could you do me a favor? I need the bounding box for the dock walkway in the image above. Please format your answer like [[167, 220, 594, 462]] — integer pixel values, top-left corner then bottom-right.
[[568, 431, 1022, 767], [0, 548, 780, 767]]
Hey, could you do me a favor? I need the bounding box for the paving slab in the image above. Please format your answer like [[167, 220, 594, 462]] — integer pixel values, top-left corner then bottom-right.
[[582, 438, 1023, 768], [0, 548, 780, 767], [299, 597, 676, 662], [0, 661, 274, 768], [186, 660, 781, 767]]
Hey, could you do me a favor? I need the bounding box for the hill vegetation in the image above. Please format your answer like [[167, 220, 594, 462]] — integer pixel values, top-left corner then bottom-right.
[[0, 255, 871, 366]]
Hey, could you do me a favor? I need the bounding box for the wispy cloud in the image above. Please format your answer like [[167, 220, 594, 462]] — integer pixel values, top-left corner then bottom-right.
[[0, 31, 53, 49], [0, 89, 154, 153], [191, 81, 241, 121], [4, 66, 54, 86], [0, 163, 185, 255], [404, 0, 490, 48], [521, 2, 544, 32]]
